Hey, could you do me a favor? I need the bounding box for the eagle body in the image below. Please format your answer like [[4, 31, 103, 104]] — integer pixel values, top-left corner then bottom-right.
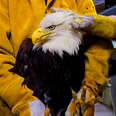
[[13, 11, 87, 116], [30, 44, 85, 110]]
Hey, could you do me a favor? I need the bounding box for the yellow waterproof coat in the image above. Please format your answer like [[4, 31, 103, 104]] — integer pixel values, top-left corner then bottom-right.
[[0, 0, 116, 116]]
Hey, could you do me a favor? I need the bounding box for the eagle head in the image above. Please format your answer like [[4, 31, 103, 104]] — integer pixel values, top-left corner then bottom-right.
[[32, 11, 83, 57]]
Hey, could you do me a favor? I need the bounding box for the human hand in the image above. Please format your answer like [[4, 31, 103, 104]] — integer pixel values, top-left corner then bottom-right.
[[65, 85, 98, 116], [50, 8, 93, 30]]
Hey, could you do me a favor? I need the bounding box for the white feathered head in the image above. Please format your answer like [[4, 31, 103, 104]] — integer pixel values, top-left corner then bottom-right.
[[32, 11, 83, 57]]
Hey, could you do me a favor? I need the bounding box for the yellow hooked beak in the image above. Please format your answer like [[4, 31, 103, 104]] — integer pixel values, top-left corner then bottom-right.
[[32, 28, 52, 45]]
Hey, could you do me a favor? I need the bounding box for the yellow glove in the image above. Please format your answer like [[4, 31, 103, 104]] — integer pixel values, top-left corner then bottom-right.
[[83, 15, 116, 39], [65, 85, 98, 116], [50, 8, 94, 29]]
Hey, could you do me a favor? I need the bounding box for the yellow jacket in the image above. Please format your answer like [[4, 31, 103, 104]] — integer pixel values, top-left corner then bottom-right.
[[0, 0, 116, 116]]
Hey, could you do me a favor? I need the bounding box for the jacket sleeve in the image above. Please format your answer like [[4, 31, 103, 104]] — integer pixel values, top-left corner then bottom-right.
[[0, 1, 45, 116], [86, 15, 116, 39], [48, 0, 114, 97], [83, 39, 114, 96], [73, 0, 114, 96], [47, 0, 96, 15], [73, 0, 114, 95]]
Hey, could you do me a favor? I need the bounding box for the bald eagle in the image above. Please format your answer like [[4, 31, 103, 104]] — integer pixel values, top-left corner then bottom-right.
[[12, 12, 87, 116]]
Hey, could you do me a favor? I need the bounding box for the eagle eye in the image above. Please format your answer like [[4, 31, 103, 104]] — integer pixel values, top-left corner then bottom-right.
[[47, 25, 56, 30]]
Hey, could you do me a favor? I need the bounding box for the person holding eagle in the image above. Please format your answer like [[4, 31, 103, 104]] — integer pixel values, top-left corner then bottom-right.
[[0, 0, 116, 116]]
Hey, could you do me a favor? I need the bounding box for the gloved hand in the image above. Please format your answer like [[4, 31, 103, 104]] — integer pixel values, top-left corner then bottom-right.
[[51, 8, 116, 39], [50, 8, 94, 29], [65, 85, 98, 116]]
